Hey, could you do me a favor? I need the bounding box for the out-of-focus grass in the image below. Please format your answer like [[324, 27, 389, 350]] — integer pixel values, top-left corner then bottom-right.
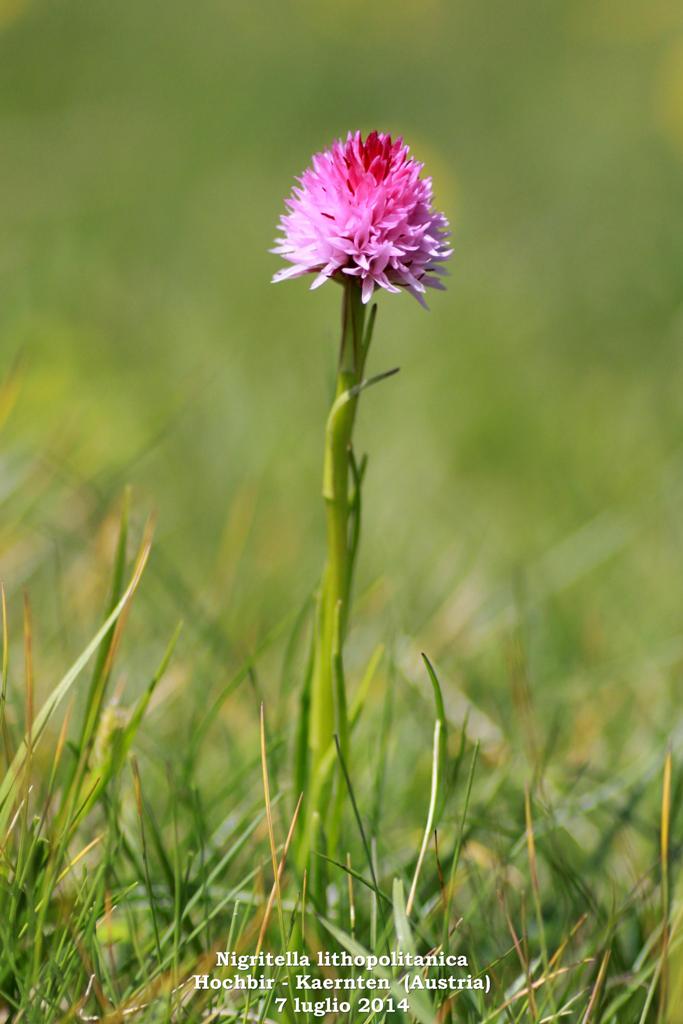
[[2, 0, 682, 609], [1, 0, 683, 737], [1, 0, 683, 1020]]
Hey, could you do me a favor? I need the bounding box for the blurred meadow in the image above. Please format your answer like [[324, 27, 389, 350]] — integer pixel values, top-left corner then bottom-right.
[[2, 0, 683, 1020], [3, 0, 683, 748]]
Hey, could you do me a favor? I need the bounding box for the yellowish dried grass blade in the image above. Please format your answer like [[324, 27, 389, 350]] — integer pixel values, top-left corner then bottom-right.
[[260, 703, 286, 950], [581, 948, 611, 1024], [255, 791, 303, 955]]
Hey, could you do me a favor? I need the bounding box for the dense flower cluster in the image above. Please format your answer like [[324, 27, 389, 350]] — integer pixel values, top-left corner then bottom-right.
[[272, 131, 451, 306]]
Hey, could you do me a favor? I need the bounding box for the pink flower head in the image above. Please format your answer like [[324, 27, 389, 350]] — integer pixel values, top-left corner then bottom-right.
[[272, 131, 452, 307]]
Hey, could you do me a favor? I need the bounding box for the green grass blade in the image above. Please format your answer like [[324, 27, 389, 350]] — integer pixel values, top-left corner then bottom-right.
[[0, 543, 150, 835]]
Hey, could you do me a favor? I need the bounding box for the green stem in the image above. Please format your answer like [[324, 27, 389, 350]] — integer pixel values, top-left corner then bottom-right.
[[309, 282, 366, 794]]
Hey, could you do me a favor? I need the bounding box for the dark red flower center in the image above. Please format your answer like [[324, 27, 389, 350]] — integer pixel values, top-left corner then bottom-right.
[[359, 130, 394, 182]]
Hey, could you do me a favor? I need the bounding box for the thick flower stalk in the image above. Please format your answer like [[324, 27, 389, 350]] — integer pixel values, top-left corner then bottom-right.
[[272, 130, 451, 858]]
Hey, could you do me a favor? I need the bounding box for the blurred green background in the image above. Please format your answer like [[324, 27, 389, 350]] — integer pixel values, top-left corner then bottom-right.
[[1, 0, 683, 742]]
